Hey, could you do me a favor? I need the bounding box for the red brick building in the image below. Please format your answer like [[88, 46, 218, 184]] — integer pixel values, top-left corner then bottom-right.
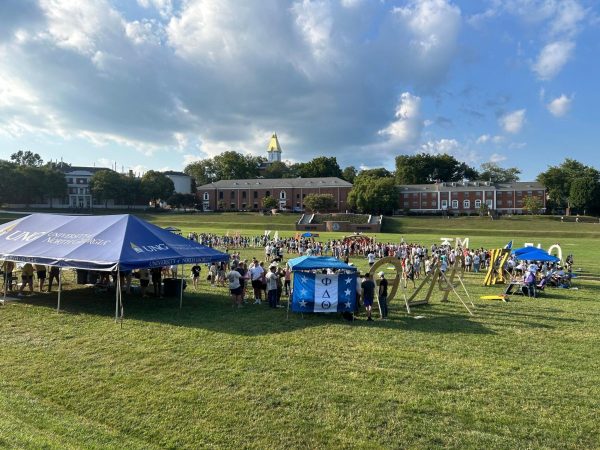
[[196, 177, 352, 212], [397, 181, 546, 214]]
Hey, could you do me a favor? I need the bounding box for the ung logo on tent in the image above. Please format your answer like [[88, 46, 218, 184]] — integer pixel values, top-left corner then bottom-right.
[[130, 242, 169, 254], [1, 225, 47, 242]]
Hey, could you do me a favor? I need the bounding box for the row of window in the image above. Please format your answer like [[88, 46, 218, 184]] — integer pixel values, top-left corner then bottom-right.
[[66, 177, 89, 185], [209, 190, 300, 201]]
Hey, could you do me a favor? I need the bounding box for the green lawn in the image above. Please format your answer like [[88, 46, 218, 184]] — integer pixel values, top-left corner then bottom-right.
[[1, 212, 599, 449]]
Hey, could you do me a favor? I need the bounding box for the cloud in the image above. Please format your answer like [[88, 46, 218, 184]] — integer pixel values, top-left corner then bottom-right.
[[378, 92, 423, 145], [489, 153, 507, 163], [547, 93, 573, 117], [499, 109, 526, 134], [533, 40, 575, 79], [420, 138, 480, 165], [476, 134, 490, 144]]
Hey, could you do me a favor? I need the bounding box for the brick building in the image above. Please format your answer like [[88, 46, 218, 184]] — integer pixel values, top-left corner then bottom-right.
[[196, 177, 352, 212], [397, 181, 546, 214]]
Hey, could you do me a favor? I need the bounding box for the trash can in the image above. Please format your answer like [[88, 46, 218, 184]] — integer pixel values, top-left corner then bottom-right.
[[163, 278, 187, 297]]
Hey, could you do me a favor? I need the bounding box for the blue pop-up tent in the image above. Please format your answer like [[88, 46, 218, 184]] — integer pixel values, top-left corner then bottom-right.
[[512, 247, 560, 262], [0, 213, 228, 317], [288, 255, 357, 272]]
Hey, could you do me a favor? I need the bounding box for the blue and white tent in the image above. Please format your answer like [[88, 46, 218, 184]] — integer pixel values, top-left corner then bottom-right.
[[0, 213, 228, 271], [511, 247, 560, 262]]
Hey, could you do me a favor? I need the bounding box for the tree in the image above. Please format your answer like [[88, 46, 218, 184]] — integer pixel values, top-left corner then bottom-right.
[[341, 166, 357, 183], [42, 167, 68, 208], [90, 170, 123, 208], [355, 168, 392, 181], [479, 162, 521, 183], [264, 161, 289, 179], [184, 160, 215, 186], [141, 171, 175, 203], [538, 159, 600, 215], [347, 176, 398, 215], [294, 156, 343, 178], [184, 151, 263, 185], [121, 174, 143, 207], [523, 196, 543, 215], [262, 196, 277, 210], [167, 193, 197, 208], [396, 153, 478, 184], [10, 150, 43, 167], [569, 176, 600, 214], [303, 193, 336, 212], [0, 161, 20, 205]]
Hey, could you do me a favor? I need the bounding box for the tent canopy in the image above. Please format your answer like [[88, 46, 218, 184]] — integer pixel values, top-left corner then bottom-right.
[[301, 232, 318, 237], [0, 213, 228, 271], [288, 255, 356, 271], [512, 247, 560, 262], [164, 226, 181, 232]]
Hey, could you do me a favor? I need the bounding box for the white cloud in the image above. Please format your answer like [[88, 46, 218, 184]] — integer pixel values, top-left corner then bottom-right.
[[489, 153, 507, 163], [533, 40, 575, 79], [499, 109, 526, 134], [476, 134, 490, 144], [420, 138, 480, 165], [378, 92, 422, 145], [547, 94, 573, 117]]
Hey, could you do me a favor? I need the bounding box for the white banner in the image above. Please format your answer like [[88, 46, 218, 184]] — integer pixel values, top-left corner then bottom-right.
[[314, 273, 338, 313]]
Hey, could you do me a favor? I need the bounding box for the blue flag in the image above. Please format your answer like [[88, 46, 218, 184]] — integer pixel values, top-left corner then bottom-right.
[[504, 240, 513, 250], [292, 272, 356, 313]]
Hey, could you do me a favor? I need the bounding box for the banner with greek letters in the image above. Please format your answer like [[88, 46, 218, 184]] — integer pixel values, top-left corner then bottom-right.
[[291, 272, 356, 313]]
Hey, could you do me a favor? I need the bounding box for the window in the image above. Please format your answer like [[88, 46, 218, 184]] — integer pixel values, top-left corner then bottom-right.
[[253, 203, 258, 209], [265, 191, 271, 198], [463, 200, 470, 209], [230, 191, 235, 199], [431, 201, 437, 207], [441, 199, 448, 209], [451, 200, 458, 209], [280, 190, 286, 199], [486, 199, 493, 208], [475, 191, 481, 197], [67, 178, 73, 184], [253, 191, 258, 199], [507, 200, 513, 207], [230, 203, 235, 209], [218, 191, 223, 199], [474, 199, 481, 208], [242, 191, 247, 199], [203, 192, 209, 201], [296, 194, 300, 199], [403, 193, 408, 198]]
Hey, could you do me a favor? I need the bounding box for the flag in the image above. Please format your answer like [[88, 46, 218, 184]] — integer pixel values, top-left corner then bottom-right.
[[504, 240, 513, 250], [292, 272, 356, 313]]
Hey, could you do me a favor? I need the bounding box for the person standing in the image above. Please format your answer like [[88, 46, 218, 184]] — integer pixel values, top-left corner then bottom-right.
[[138, 268, 150, 298], [47, 266, 60, 293], [191, 264, 201, 290], [35, 264, 47, 293], [361, 272, 376, 321], [18, 263, 35, 296], [249, 259, 264, 304], [377, 272, 389, 320], [151, 267, 163, 298], [2, 260, 15, 293], [226, 261, 243, 308], [283, 266, 291, 296], [265, 264, 278, 308]]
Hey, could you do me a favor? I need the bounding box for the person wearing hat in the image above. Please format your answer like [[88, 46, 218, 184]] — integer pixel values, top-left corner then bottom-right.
[[377, 271, 388, 320]]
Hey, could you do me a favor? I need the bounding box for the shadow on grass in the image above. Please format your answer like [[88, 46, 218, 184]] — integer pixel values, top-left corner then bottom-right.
[[13, 287, 496, 336]]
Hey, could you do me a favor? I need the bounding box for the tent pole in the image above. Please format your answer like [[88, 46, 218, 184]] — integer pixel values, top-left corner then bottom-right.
[[2, 266, 7, 306], [115, 270, 119, 322], [56, 268, 62, 312], [179, 264, 184, 309]]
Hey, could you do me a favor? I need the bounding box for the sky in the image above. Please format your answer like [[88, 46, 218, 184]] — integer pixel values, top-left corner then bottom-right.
[[0, 0, 598, 180]]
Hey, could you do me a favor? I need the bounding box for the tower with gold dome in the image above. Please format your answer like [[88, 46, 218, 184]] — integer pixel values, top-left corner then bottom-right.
[[266, 133, 282, 163]]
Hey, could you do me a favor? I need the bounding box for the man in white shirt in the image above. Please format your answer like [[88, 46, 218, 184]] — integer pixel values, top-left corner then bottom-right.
[[265, 264, 278, 308], [367, 252, 376, 267], [249, 259, 265, 304]]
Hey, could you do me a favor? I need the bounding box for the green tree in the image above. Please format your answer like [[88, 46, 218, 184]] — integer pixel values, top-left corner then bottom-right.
[[42, 167, 68, 208], [396, 153, 478, 184], [141, 171, 175, 203], [262, 196, 277, 210], [121, 174, 143, 207], [569, 176, 600, 214], [295, 156, 343, 178], [167, 193, 197, 208], [341, 166, 357, 183], [355, 168, 392, 181], [264, 161, 289, 179], [523, 196, 543, 215], [212, 151, 263, 180], [184, 160, 216, 186], [537, 159, 600, 215], [0, 161, 20, 205], [347, 176, 398, 215], [90, 170, 123, 208], [303, 193, 336, 212], [478, 162, 521, 183], [10, 150, 43, 167]]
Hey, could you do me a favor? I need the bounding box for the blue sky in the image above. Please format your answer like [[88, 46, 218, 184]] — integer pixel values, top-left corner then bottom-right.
[[0, 0, 598, 180]]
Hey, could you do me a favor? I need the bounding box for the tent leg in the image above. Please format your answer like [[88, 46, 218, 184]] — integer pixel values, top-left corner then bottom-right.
[[115, 271, 119, 322], [179, 264, 184, 309], [56, 268, 62, 312], [2, 268, 7, 306]]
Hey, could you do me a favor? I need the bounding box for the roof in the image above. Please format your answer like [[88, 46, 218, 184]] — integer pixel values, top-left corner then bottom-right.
[[267, 133, 282, 153], [163, 171, 189, 177], [63, 166, 113, 175], [197, 177, 352, 189], [288, 256, 357, 271], [397, 181, 545, 192]]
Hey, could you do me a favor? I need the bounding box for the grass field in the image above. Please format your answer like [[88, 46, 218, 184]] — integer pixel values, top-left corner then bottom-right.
[[1, 212, 599, 449]]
